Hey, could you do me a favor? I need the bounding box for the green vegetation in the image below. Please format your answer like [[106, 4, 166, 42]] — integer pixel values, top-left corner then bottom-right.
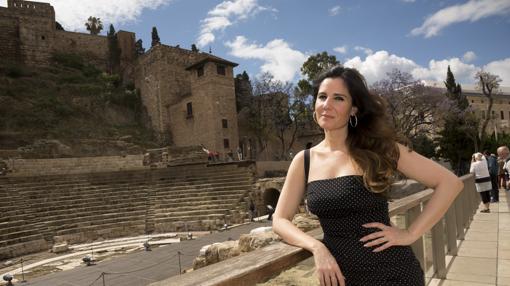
[[0, 53, 158, 149]]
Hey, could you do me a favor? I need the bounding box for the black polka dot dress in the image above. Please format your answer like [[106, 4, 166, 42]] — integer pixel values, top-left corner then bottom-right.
[[304, 150, 424, 286]]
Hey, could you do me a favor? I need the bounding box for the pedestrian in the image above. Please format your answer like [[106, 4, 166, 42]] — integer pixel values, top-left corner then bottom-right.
[[470, 152, 492, 212], [497, 146, 510, 191], [272, 66, 463, 286], [483, 150, 499, 203], [237, 146, 243, 161]]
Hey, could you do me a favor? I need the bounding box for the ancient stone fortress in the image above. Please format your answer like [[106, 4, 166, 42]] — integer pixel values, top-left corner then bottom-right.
[[0, 0, 240, 157]]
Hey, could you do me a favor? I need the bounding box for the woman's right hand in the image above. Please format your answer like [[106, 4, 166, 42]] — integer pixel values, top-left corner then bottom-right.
[[312, 243, 345, 286]]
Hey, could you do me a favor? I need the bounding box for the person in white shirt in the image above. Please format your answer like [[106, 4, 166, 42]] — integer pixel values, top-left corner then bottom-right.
[[470, 152, 492, 213]]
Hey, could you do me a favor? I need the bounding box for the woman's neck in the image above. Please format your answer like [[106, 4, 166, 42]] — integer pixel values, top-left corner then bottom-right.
[[320, 128, 349, 152]]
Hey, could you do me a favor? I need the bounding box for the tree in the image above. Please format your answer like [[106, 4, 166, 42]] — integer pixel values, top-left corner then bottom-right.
[[444, 65, 467, 109], [151, 27, 160, 47], [372, 70, 447, 142], [107, 24, 121, 73], [85, 16, 103, 35], [191, 44, 199, 52], [135, 39, 145, 56], [55, 21, 64, 31], [301, 52, 340, 83], [476, 70, 502, 146], [234, 71, 252, 113], [436, 67, 479, 175]]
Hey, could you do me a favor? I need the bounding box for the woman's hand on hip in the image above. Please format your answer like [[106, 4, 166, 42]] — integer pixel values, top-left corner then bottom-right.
[[312, 243, 345, 286], [360, 222, 417, 252]]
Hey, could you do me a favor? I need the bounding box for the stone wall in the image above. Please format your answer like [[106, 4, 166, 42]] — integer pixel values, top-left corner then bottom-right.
[[173, 61, 238, 156], [255, 161, 291, 177], [0, 0, 55, 65], [53, 30, 108, 69], [134, 45, 200, 139], [0, 8, 21, 63]]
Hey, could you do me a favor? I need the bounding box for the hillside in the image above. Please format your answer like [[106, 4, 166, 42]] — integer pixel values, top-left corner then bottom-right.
[[0, 53, 160, 158]]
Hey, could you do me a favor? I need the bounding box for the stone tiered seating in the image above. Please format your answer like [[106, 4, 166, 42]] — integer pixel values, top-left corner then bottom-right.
[[0, 163, 254, 259]]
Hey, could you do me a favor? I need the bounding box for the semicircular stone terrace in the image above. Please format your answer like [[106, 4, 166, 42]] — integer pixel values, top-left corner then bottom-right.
[[0, 163, 254, 260]]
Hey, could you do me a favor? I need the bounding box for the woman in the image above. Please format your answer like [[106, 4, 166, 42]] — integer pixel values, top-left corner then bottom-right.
[[272, 66, 463, 286], [470, 152, 492, 213]]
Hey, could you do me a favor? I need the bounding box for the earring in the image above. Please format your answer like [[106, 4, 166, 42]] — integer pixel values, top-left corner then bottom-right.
[[313, 112, 318, 124], [349, 115, 358, 128]]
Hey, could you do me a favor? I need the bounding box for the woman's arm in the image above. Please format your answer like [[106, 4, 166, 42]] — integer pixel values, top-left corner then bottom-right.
[[395, 143, 464, 241], [272, 150, 322, 252], [273, 151, 345, 286], [361, 143, 464, 251]]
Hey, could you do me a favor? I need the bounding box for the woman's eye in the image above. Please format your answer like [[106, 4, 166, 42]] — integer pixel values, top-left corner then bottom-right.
[[334, 96, 344, 101], [318, 95, 327, 100]]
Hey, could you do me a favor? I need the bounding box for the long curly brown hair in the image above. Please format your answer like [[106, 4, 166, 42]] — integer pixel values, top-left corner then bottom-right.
[[312, 66, 408, 193]]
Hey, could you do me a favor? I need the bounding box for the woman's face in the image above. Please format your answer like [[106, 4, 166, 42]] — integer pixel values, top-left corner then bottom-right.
[[315, 77, 358, 131]]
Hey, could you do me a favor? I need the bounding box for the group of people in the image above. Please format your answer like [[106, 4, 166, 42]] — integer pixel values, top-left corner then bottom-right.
[[470, 146, 510, 213]]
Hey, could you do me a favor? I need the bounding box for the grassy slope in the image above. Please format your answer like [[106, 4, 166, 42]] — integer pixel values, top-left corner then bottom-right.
[[0, 54, 158, 150]]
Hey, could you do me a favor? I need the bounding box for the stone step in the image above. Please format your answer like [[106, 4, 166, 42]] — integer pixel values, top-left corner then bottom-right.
[[1, 165, 249, 187], [153, 191, 246, 203], [6, 173, 251, 192]]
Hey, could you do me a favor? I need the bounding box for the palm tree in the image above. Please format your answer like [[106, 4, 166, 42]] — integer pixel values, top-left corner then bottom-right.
[[85, 16, 103, 35]]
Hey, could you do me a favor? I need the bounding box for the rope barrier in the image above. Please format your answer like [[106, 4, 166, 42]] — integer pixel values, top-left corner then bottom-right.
[[86, 272, 105, 286], [102, 253, 179, 275]]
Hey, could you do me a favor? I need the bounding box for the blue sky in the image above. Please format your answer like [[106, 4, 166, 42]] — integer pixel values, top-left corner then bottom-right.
[[3, 0, 509, 86]]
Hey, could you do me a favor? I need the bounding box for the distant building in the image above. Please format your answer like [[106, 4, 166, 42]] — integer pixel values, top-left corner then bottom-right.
[[425, 81, 510, 135]]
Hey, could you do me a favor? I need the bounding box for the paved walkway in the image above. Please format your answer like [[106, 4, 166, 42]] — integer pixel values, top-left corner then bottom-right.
[[430, 188, 510, 286], [20, 220, 272, 286]]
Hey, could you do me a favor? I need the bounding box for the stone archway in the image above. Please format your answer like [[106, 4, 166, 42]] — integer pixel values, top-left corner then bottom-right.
[[263, 188, 280, 208]]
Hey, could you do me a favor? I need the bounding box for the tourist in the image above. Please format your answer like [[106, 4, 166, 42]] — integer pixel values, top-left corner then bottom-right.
[[498, 145, 510, 191], [272, 66, 463, 286], [470, 152, 492, 213], [483, 150, 499, 203]]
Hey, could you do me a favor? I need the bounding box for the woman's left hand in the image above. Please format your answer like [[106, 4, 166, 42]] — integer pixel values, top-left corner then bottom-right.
[[360, 222, 417, 252]]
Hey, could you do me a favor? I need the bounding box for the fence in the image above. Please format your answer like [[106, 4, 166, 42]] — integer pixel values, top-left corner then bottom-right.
[[149, 174, 478, 286]]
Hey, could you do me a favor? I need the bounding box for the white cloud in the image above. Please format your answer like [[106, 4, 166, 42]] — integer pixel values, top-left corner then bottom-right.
[[333, 45, 348, 54], [345, 51, 419, 84], [401, 0, 416, 2], [197, 0, 273, 47], [342, 49, 510, 86], [484, 58, 510, 86], [225, 36, 307, 82], [329, 5, 341, 16], [354, 46, 374, 56], [463, 51, 477, 62], [412, 57, 478, 84], [411, 0, 510, 38], [8, 0, 173, 32]]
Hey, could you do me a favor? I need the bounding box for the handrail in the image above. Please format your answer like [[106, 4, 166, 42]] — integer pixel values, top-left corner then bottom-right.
[[149, 174, 478, 286]]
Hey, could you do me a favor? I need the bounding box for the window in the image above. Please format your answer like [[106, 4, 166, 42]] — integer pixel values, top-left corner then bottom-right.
[[222, 119, 228, 128], [217, 65, 226, 75], [481, 111, 485, 119], [471, 100, 474, 103], [223, 139, 230, 149], [41, 35, 45, 40], [186, 102, 193, 118], [481, 100, 484, 103], [501, 111, 505, 120], [197, 66, 204, 77], [492, 110, 496, 119]]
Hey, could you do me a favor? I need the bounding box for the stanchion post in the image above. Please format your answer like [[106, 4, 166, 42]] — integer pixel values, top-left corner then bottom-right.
[[20, 257, 26, 283], [178, 251, 182, 275]]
